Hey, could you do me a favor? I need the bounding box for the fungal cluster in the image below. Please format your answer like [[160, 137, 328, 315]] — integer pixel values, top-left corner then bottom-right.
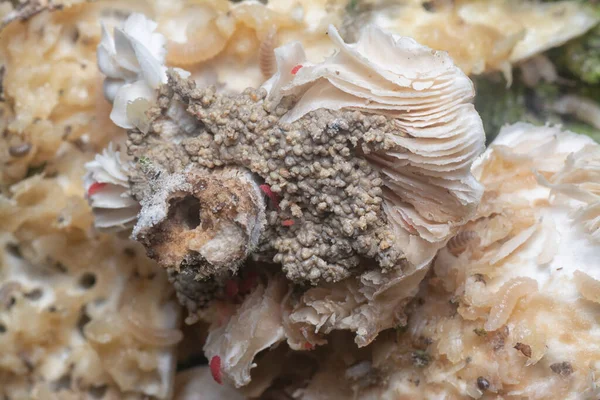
[[2, 1, 600, 399], [91, 18, 485, 332], [130, 78, 400, 286], [77, 11, 489, 390]]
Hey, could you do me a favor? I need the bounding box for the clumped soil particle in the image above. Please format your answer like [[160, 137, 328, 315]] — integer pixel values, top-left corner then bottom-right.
[[168, 266, 221, 317], [128, 70, 403, 288]]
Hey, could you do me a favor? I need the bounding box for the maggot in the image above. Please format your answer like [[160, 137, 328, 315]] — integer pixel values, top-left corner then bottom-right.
[[259, 27, 277, 78], [447, 230, 480, 256]]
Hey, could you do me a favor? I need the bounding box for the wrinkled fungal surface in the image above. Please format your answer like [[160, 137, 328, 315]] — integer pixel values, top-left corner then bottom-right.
[[5, 0, 600, 399], [99, 17, 487, 346], [128, 74, 403, 286]]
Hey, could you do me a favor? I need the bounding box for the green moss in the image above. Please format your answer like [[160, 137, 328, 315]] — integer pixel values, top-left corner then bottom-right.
[[346, 0, 359, 13], [556, 25, 600, 84], [473, 74, 600, 144], [562, 121, 600, 142], [473, 76, 538, 144]]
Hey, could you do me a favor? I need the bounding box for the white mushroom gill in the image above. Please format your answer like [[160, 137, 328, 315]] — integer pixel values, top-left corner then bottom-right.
[[97, 12, 189, 129], [266, 24, 485, 270], [202, 276, 288, 388], [84, 143, 140, 232], [258, 24, 486, 348]]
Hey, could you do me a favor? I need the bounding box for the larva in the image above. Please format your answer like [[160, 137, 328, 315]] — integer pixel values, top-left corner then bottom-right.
[[259, 27, 277, 78], [484, 277, 538, 332], [447, 230, 480, 256]]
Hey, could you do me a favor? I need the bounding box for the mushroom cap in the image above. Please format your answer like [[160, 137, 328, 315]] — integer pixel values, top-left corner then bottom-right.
[[97, 13, 167, 85], [97, 12, 193, 129], [266, 24, 485, 270]]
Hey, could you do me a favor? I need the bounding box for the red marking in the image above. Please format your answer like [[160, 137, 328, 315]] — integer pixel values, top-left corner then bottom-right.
[[210, 356, 222, 384], [259, 184, 280, 209], [225, 280, 239, 299], [281, 219, 295, 227], [291, 64, 303, 75], [304, 342, 314, 350], [239, 271, 258, 294], [87, 182, 107, 196]]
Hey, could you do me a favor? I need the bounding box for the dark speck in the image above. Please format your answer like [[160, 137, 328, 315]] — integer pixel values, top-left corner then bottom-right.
[[25, 162, 47, 178], [88, 385, 108, 398], [477, 376, 490, 391], [77, 307, 91, 335], [9, 143, 32, 158], [514, 342, 532, 358], [473, 328, 487, 337], [0, 65, 5, 101], [24, 288, 43, 301], [78, 273, 96, 289], [5, 243, 22, 258], [411, 350, 431, 367], [550, 362, 573, 377]]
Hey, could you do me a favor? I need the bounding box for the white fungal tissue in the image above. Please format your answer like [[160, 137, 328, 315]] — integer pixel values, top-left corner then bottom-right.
[[407, 123, 600, 399], [84, 143, 140, 232], [97, 12, 189, 129], [266, 24, 485, 271]]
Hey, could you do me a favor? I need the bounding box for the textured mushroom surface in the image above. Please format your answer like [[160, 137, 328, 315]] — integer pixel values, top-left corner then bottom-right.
[[267, 24, 485, 270], [10, 1, 600, 399], [368, 123, 600, 399], [0, 4, 182, 398], [128, 77, 400, 287], [125, 22, 484, 293], [257, 123, 600, 400], [353, 0, 599, 77], [132, 165, 266, 282], [110, 21, 487, 389], [84, 143, 140, 232]]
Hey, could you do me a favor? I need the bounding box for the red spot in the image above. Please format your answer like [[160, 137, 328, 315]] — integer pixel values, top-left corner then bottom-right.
[[225, 280, 239, 299], [87, 182, 107, 196], [281, 219, 295, 227], [210, 356, 222, 384], [259, 184, 280, 209], [291, 64, 303, 75], [304, 342, 314, 350], [239, 271, 258, 294]]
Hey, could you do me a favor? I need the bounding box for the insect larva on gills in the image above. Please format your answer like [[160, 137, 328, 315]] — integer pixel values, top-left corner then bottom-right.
[[447, 230, 480, 256], [259, 27, 277, 78], [484, 277, 538, 332]]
